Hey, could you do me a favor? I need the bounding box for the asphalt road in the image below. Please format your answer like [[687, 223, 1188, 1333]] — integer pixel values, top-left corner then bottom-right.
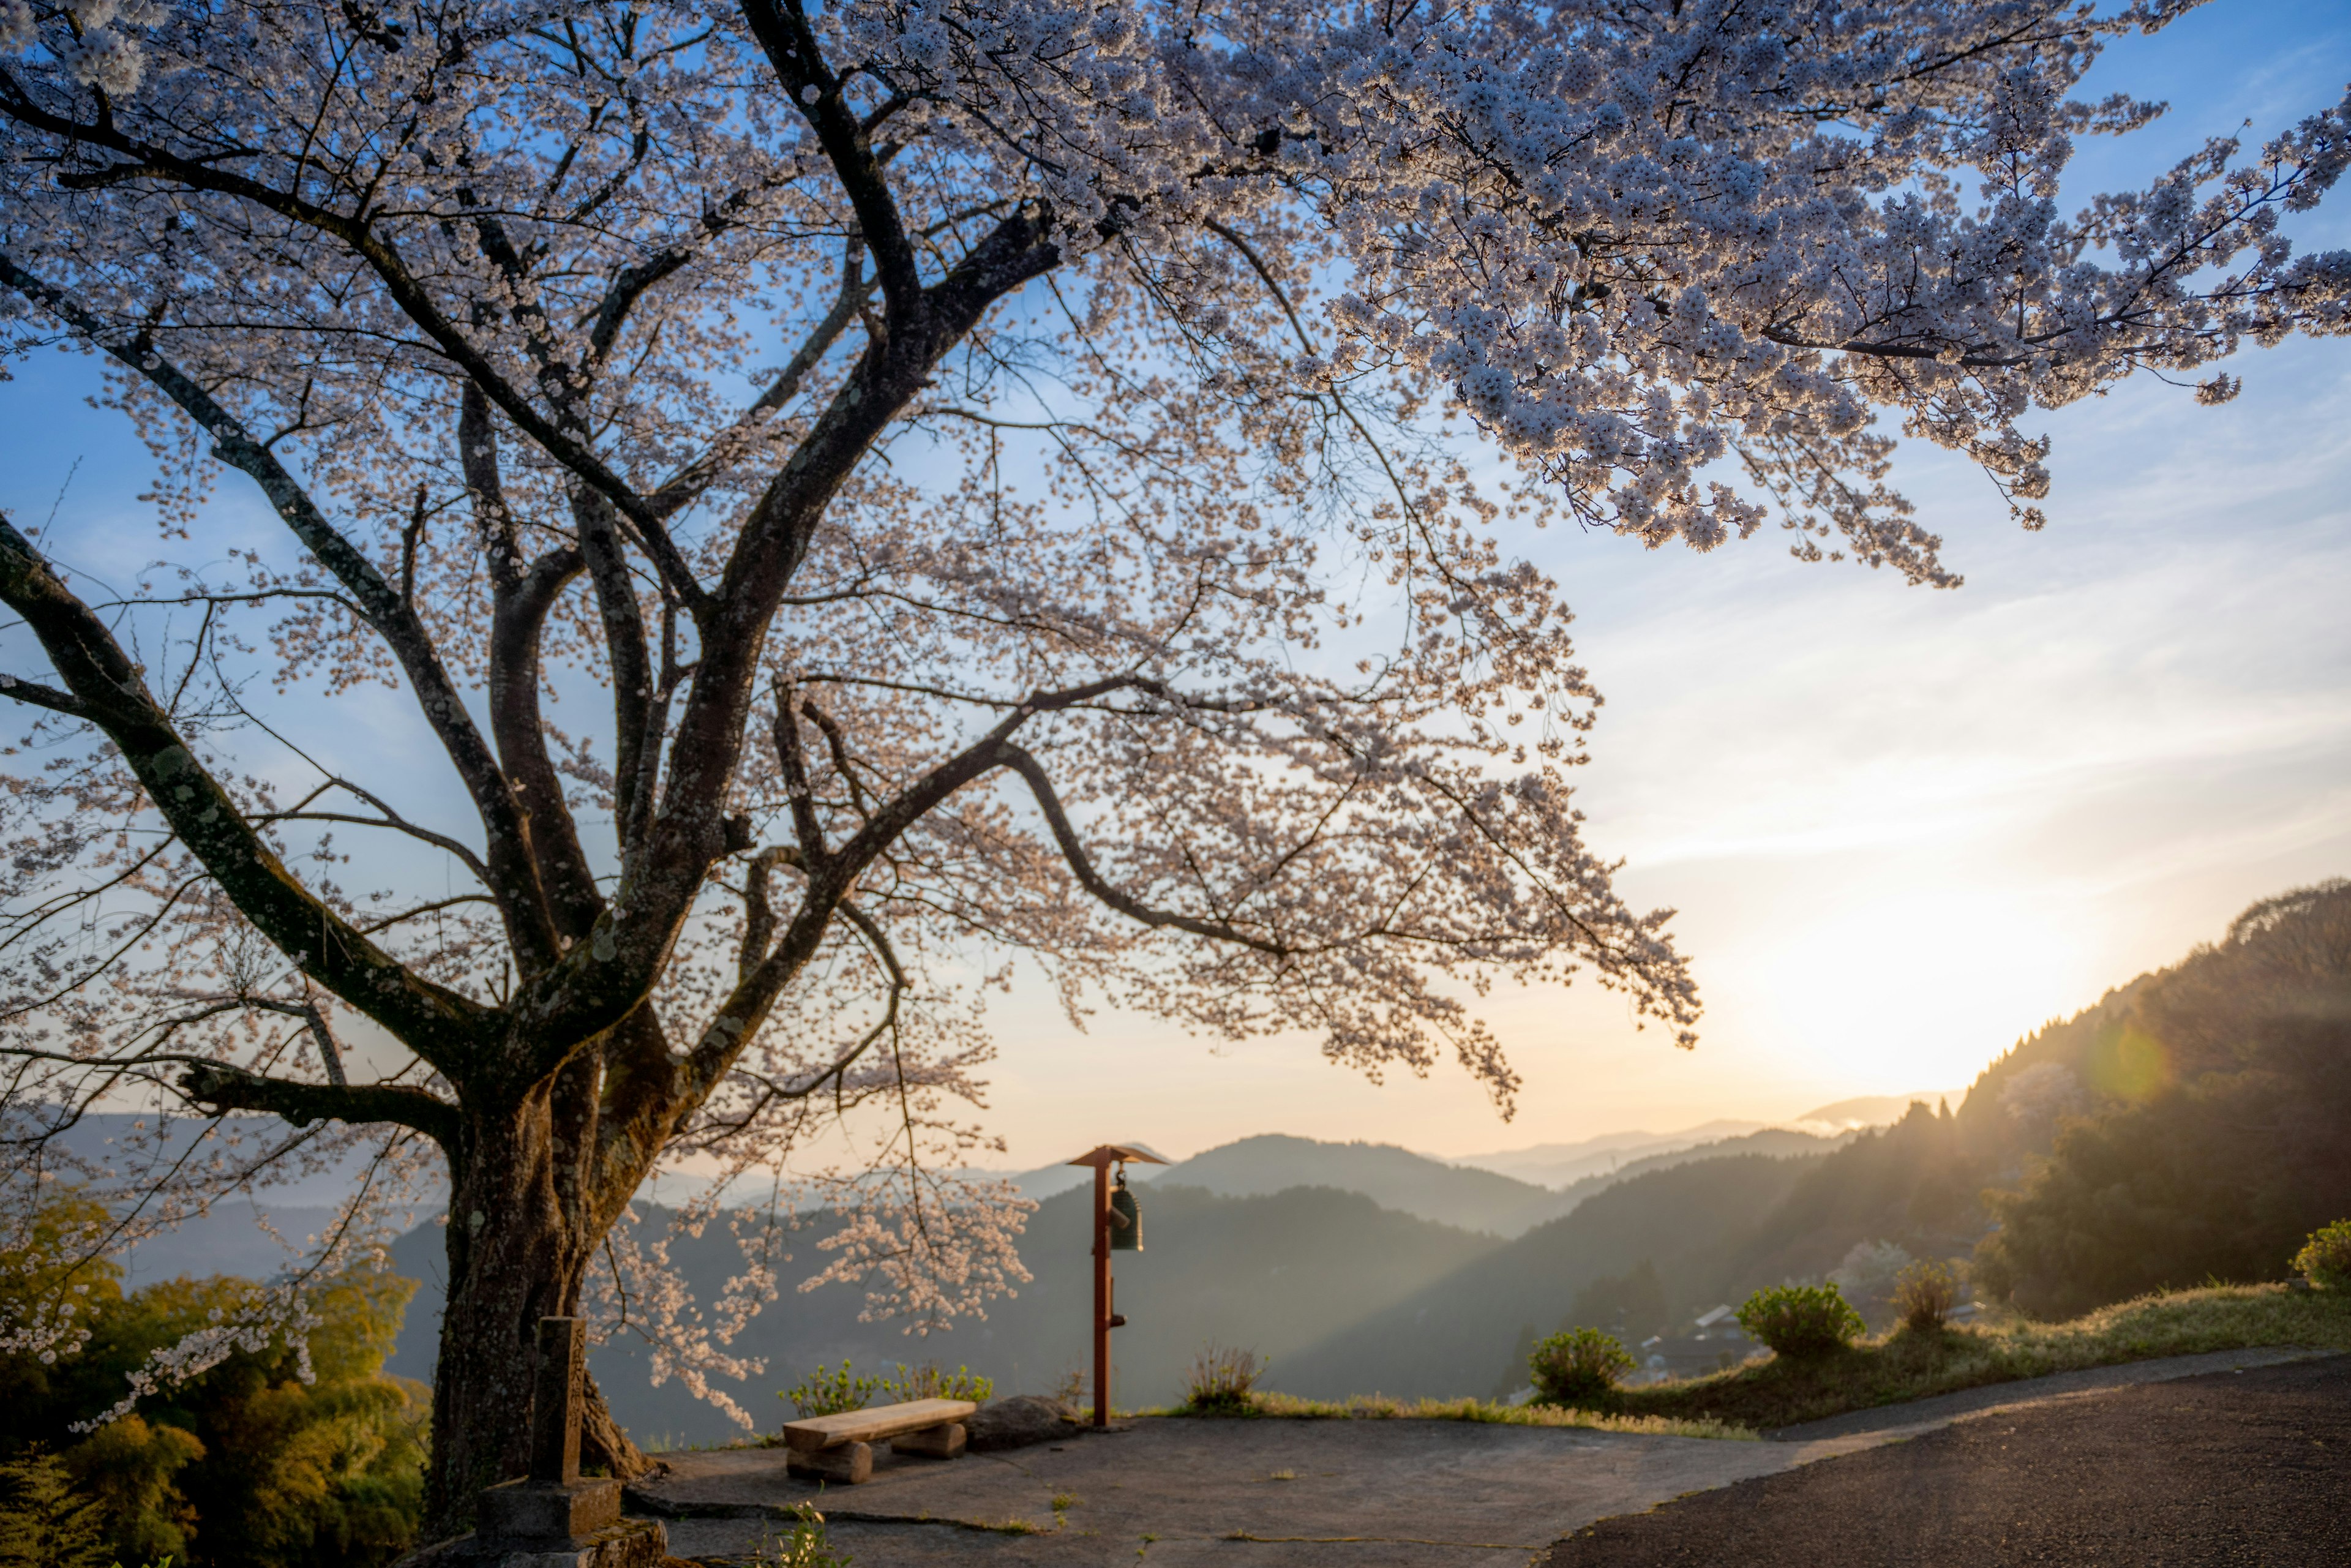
[[1540, 1354, 2351, 1567]]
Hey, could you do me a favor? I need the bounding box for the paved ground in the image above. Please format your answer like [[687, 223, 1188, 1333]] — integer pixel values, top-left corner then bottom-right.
[[1540, 1352, 2351, 1567], [629, 1348, 2327, 1567]]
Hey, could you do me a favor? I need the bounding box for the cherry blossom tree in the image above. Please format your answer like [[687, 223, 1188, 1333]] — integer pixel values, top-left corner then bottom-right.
[[0, 0, 2344, 1532]]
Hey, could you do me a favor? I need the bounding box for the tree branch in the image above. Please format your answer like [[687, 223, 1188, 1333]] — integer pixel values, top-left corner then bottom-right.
[[0, 100, 710, 615], [739, 0, 922, 317], [0, 252, 563, 969], [996, 743, 1286, 956], [0, 514, 493, 1070], [180, 1060, 459, 1149]]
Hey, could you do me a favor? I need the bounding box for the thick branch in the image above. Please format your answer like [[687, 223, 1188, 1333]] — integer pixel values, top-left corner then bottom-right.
[[997, 743, 1286, 955], [0, 514, 492, 1068], [488, 545, 604, 942], [181, 1060, 459, 1149], [511, 207, 1062, 1076], [0, 252, 563, 969], [739, 0, 922, 316]]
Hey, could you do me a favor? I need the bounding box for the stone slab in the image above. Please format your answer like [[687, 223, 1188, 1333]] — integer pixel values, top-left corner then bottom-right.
[[478, 1477, 624, 1539], [398, 1517, 667, 1568]]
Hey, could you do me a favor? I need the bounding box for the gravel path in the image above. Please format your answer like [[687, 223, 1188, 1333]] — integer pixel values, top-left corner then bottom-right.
[[632, 1347, 2331, 1566], [1540, 1354, 2351, 1567]]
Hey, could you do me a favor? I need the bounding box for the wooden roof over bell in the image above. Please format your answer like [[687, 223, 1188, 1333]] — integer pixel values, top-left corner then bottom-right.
[[1064, 1142, 1171, 1168]]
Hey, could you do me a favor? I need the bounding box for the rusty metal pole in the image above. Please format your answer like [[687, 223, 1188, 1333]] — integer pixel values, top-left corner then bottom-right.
[[1092, 1158, 1111, 1427]]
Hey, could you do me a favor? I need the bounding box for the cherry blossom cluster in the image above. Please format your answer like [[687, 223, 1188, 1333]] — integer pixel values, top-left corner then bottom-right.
[[0, 0, 2341, 1466]]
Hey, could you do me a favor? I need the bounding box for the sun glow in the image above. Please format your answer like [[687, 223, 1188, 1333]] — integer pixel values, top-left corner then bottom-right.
[[1740, 886, 2101, 1093]]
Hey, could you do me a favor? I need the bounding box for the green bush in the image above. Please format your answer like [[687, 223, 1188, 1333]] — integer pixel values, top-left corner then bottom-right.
[[780, 1363, 881, 1419], [878, 1363, 992, 1405], [2294, 1220, 2351, 1290], [1891, 1260, 1962, 1332], [1180, 1345, 1264, 1415], [1527, 1328, 1635, 1408], [0, 1193, 426, 1568], [1734, 1284, 1864, 1357]]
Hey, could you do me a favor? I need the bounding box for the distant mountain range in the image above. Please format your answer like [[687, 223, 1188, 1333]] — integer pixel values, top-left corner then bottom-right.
[[384, 1123, 1879, 1441], [1006, 1121, 1867, 1236], [59, 1101, 1938, 1443], [1445, 1089, 1960, 1188]]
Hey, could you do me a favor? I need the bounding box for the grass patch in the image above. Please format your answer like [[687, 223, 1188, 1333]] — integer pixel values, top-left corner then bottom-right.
[[1156, 1389, 1752, 1441], [1613, 1281, 2351, 1431]]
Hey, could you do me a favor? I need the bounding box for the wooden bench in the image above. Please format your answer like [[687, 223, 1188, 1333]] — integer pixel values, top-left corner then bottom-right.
[[782, 1398, 979, 1484]]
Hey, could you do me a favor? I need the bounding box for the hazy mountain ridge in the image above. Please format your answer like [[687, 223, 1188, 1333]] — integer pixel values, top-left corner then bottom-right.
[[1270, 1149, 1830, 1401], [389, 1179, 1508, 1442], [1122, 1135, 1572, 1236]]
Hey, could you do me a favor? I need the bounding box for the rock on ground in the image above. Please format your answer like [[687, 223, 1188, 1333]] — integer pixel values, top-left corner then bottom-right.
[[962, 1394, 1083, 1452]]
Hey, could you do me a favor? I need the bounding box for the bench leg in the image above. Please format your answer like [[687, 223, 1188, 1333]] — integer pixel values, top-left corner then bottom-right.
[[891, 1422, 967, 1460], [787, 1441, 873, 1484]]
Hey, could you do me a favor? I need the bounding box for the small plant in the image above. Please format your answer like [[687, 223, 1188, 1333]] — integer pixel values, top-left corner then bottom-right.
[[1051, 1367, 1086, 1413], [781, 1362, 882, 1419], [1734, 1283, 1865, 1357], [1892, 1259, 1963, 1332], [1527, 1327, 1636, 1408], [2294, 1219, 2351, 1290], [878, 1362, 994, 1404], [759, 1502, 851, 1568], [1182, 1344, 1265, 1414]]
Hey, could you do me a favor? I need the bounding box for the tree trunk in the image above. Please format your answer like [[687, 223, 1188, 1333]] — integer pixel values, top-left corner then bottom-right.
[[419, 1096, 648, 1536]]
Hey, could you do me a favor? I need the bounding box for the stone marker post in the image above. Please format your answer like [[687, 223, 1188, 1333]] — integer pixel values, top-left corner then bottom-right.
[[437, 1318, 667, 1567], [533, 1317, 585, 1485]]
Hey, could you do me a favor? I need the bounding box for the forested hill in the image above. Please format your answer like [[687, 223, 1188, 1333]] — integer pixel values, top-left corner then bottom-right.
[[1270, 1150, 1825, 1400]]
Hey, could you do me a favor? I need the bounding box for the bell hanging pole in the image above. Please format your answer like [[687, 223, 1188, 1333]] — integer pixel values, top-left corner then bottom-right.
[[1063, 1141, 1169, 1428]]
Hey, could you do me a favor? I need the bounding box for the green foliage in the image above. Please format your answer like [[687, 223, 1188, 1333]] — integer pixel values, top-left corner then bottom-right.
[[1975, 1021, 2351, 1316], [2295, 1220, 2351, 1290], [0, 1192, 426, 1568], [759, 1501, 851, 1567], [1974, 880, 2351, 1318], [1567, 1261, 1668, 1342], [1891, 1260, 1962, 1332], [1734, 1284, 1864, 1358], [1527, 1327, 1634, 1408], [1179, 1345, 1264, 1414], [60, 1416, 201, 1566], [877, 1363, 992, 1405], [781, 1363, 880, 1419], [0, 1445, 111, 1568]]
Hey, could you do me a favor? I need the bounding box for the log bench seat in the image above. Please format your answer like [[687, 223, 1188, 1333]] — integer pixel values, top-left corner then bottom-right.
[[781, 1398, 979, 1484]]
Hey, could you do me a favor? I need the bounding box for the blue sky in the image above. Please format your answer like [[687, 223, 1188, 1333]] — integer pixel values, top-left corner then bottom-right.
[[5, 0, 2349, 1168]]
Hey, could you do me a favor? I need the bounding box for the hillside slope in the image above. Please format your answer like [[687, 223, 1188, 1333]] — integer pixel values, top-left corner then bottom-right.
[[1272, 1150, 1826, 1401]]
